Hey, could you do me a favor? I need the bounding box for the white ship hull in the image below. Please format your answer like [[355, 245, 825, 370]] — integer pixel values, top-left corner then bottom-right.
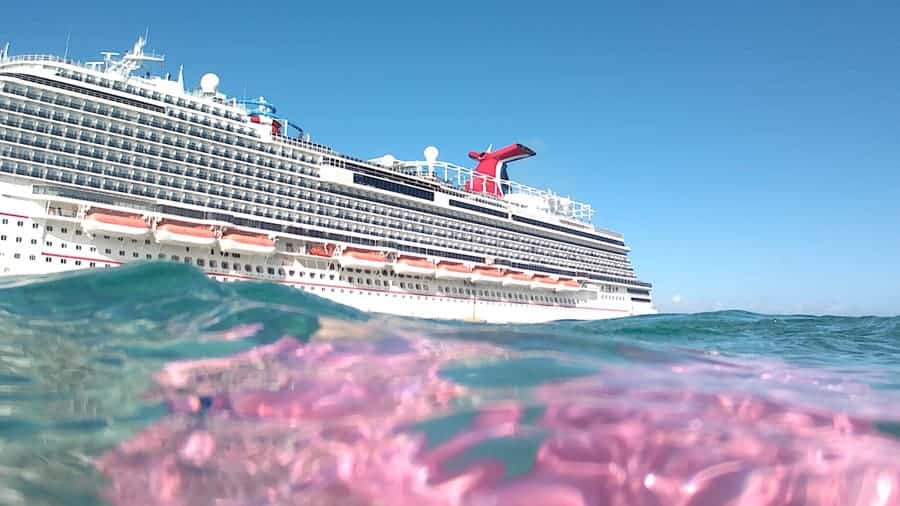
[[0, 182, 655, 324]]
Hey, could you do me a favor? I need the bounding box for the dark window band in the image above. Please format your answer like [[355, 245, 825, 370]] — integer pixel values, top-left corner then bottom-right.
[[352, 173, 434, 201], [512, 214, 626, 246], [1, 72, 165, 113], [449, 199, 508, 218]]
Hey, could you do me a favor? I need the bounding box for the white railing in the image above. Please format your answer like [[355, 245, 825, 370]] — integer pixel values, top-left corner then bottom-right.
[[274, 135, 333, 155], [394, 160, 596, 224], [3, 54, 83, 67]]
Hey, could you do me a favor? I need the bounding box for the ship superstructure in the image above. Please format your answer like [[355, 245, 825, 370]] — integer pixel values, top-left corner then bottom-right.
[[0, 38, 654, 323]]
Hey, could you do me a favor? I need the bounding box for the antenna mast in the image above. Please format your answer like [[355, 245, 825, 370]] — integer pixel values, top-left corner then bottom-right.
[[64, 29, 71, 60], [105, 36, 164, 76]]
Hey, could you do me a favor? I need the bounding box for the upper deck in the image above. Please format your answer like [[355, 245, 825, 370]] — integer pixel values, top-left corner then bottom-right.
[[0, 39, 614, 235]]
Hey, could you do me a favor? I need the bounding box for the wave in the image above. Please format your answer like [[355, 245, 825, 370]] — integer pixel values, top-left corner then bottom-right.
[[0, 263, 898, 505]]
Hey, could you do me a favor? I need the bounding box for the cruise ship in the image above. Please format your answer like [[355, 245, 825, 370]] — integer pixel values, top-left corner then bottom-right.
[[0, 38, 655, 323]]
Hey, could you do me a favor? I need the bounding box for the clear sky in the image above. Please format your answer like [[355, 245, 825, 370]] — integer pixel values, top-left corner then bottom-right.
[[2, 1, 898, 316]]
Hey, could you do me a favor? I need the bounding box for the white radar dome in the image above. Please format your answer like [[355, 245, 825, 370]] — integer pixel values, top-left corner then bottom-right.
[[200, 73, 220, 93], [424, 145, 439, 163], [369, 154, 397, 167]]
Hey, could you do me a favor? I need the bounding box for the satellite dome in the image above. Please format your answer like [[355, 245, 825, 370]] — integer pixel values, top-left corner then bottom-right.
[[369, 154, 397, 167], [424, 145, 439, 163], [199, 73, 220, 93]]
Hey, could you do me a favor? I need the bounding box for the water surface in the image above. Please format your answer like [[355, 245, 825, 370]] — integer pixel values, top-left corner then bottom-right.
[[0, 263, 898, 505]]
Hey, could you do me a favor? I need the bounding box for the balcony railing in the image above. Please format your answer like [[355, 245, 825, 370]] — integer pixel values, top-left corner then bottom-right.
[[3, 54, 82, 67]]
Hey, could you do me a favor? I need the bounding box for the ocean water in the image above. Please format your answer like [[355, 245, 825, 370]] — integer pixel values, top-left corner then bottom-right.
[[0, 263, 898, 505]]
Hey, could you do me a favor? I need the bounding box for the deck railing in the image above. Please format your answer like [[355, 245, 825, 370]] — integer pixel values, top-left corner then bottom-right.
[[394, 160, 596, 224]]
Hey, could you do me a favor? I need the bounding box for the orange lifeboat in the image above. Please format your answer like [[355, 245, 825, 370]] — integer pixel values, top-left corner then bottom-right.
[[307, 243, 335, 258], [218, 231, 276, 255], [555, 278, 581, 292], [154, 220, 217, 246], [338, 247, 388, 269], [502, 271, 533, 287], [435, 261, 473, 280], [532, 274, 559, 290], [82, 209, 149, 237], [392, 256, 435, 276], [470, 266, 505, 284]]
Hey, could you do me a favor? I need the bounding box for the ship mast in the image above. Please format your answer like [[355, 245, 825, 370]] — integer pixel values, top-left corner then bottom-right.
[[103, 36, 164, 76]]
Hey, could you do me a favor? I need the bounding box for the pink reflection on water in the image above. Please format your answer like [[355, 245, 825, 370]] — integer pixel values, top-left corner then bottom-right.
[[100, 319, 900, 506]]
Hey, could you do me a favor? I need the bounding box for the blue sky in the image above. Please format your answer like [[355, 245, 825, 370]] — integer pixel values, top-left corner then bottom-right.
[[2, 1, 898, 316]]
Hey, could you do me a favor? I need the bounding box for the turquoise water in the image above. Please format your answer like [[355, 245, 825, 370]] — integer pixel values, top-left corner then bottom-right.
[[0, 262, 898, 505]]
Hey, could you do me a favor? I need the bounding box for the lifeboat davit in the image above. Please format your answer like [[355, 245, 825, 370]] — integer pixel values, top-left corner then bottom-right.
[[218, 231, 276, 255], [82, 209, 149, 237], [338, 248, 388, 269], [307, 243, 335, 258], [154, 220, 217, 247], [392, 256, 435, 276], [502, 271, 533, 287], [555, 278, 581, 292], [471, 266, 505, 284], [532, 275, 559, 290], [435, 261, 473, 280]]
